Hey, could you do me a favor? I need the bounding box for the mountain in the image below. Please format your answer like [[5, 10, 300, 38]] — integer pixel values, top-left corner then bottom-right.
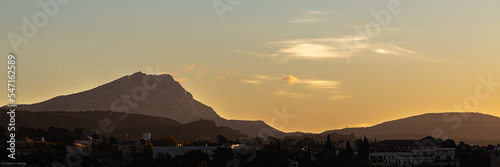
[[0, 110, 247, 142], [11, 72, 286, 138], [323, 112, 500, 145]]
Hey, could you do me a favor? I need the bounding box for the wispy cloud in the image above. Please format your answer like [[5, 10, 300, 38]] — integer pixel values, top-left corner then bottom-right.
[[265, 37, 373, 60], [281, 75, 340, 89], [289, 18, 323, 23], [274, 91, 312, 98], [216, 70, 244, 80], [176, 78, 188, 82], [289, 10, 329, 23], [238, 79, 264, 85], [251, 74, 270, 79], [183, 64, 196, 72], [372, 44, 434, 62]]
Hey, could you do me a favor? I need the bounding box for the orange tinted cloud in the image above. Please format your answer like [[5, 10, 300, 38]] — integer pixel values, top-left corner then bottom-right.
[[282, 75, 300, 85], [183, 64, 196, 72]]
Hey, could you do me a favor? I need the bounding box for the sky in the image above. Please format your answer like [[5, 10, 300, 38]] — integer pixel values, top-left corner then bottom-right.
[[1, 0, 500, 133]]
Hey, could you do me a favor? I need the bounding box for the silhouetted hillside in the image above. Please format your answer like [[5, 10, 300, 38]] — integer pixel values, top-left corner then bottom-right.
[[323, 112, 500, 145], [0, 110, 247, 142], [8, 72, 286, 138]]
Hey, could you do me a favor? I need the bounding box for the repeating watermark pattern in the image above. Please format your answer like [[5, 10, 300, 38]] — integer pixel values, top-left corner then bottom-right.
[[213, 0, 243, 22], [56, 65, 163, 166], [7, 0, 70, 53], [339, 0, 407, 63], [226, 106, 296, 166], [432, 74, 500, 140], [399, 73, 500, 166]]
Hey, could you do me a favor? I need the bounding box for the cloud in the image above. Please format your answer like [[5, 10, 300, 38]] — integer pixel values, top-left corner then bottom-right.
[[216, 70, 243, 80], [183, 64, 196, 72], [281, 75, 339, 89], [251, 74, 270, 79], [266, 37, 365, 60], [274, 91, 311, 98], [301, 80, 340, 89], [280, 43, 339, 59], [282, 75, 300, 85], [289, 18, 323, 23], [372, 44, 434, 62], [289, 10, 329, 23], [176, 78, 188, 82], [239, 79, 263, 85], [389, 44, 417, 55]]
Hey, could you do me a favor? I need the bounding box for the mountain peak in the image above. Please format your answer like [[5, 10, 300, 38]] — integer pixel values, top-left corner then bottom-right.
[[14, 72, 221, 124]]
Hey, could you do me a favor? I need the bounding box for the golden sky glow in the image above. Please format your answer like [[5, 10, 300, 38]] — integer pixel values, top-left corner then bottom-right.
[[1, 0, 500, 133]]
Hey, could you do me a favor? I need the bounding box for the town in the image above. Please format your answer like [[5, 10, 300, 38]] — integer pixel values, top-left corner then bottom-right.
[[1, 126, 499, 167]]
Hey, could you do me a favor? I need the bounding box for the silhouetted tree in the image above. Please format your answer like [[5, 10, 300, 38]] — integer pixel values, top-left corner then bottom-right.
[[345, 141, 353, 159], [209, 147, 234, 167], [441, 139, 456, 148], [355, 135, 369, 162], [144, 141, 155, 161], [152, 136, 179, 146], [217, 135, 228, 144], [108, 137, 119, 145], [324, 134, 333, 151], [183, 150, 210, 167]]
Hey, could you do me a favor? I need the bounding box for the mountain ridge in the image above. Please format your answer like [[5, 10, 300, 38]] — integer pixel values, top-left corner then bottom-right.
[[323, 112, 500, 145], [9, 72, 286, 138]]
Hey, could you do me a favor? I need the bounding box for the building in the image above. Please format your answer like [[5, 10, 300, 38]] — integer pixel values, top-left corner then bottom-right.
[[154, 146, 220, 159], [119, 140, 146, 160], [488, 147, 500, 167], [369, 140, 458, 167], [143, 133, 151, 141]]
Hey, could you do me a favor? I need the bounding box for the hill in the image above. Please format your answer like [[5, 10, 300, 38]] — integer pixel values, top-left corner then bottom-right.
[[9, 72, 286, 138], [323, 112, 500, 145], [0, 110, 246, 142]]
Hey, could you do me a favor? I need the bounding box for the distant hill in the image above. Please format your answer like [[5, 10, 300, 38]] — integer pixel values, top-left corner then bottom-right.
[[323, 112, 500, 145], [0, 110, 246, 142], [8, 72, 286, 138]]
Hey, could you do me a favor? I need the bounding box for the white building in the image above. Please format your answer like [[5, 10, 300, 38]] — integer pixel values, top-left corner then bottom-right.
[[143, 133, 151, 141], [154, 146, 220, 159], [369, 140, 458, 167]]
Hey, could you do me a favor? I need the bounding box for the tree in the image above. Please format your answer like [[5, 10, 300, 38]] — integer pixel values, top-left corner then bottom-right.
[[442, 139, 456, 148], [182, 150, 210, 167], [345, 141, 353, 159], [0, 126, 5, 136], [144, 141, 155, 161], [45, 126, 76, 145], [217, 135, 228, 144], [209, 147, 235, 167], [324, 134, 332, 151], [355, 135, 369, 162], [108, 137, 119, 145], [152, 136, 178, 146]]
